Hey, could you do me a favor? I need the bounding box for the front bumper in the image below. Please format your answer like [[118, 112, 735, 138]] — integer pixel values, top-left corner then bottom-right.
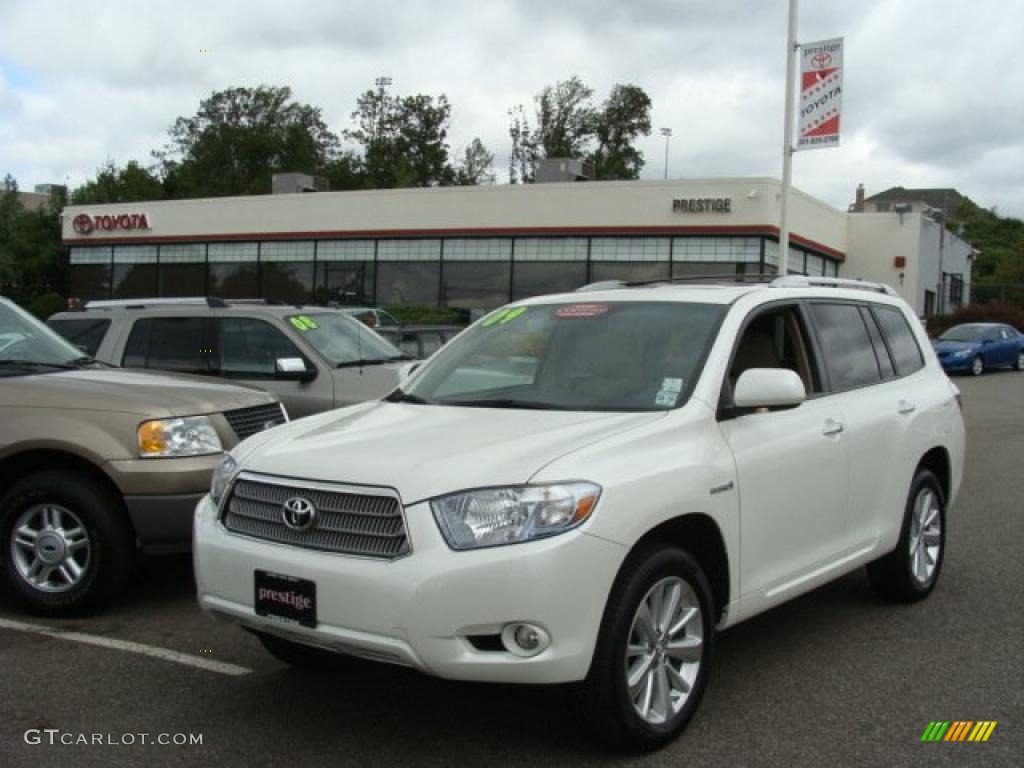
[[107, 455, 220, 552], [194, 495, 627, 684], [937, 354, 974, 372]]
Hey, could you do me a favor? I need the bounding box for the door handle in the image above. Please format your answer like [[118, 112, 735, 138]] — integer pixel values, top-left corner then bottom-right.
[[897, 400, 917, 415], [822, 419, 845, 437]]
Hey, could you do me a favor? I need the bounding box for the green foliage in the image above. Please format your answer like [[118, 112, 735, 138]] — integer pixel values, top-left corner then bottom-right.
[[383, 304, 463, 325], [71, 160, 164, 204], [925, 303, 1024, 337], [157, 85, 342, 197], [28, 290, 66, 319], [0, 177, 65, 305], [950, 199, 1024, 287], [508, 76, 652, 182]]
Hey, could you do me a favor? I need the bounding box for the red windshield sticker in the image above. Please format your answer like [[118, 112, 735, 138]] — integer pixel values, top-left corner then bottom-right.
[[554, 303, 610, 319]]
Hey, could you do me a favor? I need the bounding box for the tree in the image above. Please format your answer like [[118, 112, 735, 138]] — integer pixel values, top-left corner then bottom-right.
[[590, 84, 652, 180], [345, 79, 491, 188], [508, 77, 652, 182], [157, 85, 341, 197], [0, 176, 65, 305], [71, 160, 165, 205], [455, 138, 496, 186]]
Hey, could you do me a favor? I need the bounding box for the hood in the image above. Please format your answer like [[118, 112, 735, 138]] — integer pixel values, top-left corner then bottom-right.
[[239, 401, 666, 504], [932, 340, 979, 355], [0, 367, 276, 417]]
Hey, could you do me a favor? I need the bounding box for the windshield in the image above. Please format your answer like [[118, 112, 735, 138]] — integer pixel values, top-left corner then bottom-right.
[[289, 313, 407, 366], [0, 298, 89, 373], [401, 301, 724, 411], [939, 325, 989, 342]]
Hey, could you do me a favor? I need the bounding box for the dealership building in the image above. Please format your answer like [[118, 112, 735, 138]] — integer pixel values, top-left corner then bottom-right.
[[61, 177, 972, 315]]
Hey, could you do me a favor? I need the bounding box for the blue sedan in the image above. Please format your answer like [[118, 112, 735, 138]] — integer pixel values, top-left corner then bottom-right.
[[933, 323, 1024, 375]]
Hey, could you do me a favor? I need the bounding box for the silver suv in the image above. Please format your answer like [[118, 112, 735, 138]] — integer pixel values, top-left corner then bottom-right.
[[49, 299, 413, 418]]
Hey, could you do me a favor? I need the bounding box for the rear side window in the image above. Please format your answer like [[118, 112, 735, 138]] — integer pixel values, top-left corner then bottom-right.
[[46, 318, 110, 356], [218, 317, 305, 379], [810, 303, 881, 391], [872, 306, 924, 376], [859, 307, 896, 381], [123, 317, 210, 374]]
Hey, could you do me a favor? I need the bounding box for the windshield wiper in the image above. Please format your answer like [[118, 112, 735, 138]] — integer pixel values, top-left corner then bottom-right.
[[0, 358, 77, 370], [435, 398, 573, 410], [387, 354, 416, 361], [336, 358, 396, 369], [384, 389, 432, 404], [69, 355, 114, 368]]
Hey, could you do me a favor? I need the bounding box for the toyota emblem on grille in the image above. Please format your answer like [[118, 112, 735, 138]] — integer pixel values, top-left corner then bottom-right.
[[282, 496, 317, 531]]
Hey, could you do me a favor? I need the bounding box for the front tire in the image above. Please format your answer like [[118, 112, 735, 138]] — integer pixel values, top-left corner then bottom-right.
[[1014, 350, 1024, 371], [970, 355, 984, 376], [0, 470, 133, 615], [867, 469, 946, 602], [582, 544, 715, 752]]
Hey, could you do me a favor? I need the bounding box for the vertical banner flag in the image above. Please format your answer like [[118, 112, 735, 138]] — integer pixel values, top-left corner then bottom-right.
[[797, 37, 843, 150]]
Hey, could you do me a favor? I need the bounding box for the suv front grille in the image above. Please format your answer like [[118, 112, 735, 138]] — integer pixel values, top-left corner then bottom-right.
[[222, 475, 410, 559], [224, 403, 287, 441]]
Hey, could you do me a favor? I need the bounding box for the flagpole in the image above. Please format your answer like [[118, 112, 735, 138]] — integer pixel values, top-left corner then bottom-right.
[[778, 0, 799, 276]]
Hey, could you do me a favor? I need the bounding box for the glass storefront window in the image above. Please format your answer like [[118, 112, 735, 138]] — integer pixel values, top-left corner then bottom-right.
[[512, 262, 587, 300], [442, 262, 511, 310], [208, 243, 258, 298], [590, 262, 670, 284], [158, 244, 206, 297], [377, 262, 440, 305], [112, 245, 158, 298], [68, 247, 113, 302], [316, 261, 375, 306]]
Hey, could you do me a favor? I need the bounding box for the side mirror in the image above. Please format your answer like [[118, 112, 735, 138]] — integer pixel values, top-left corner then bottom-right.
[[398, 361, 422, 384], [733, 368, 806, 411], [982, 338, 993, 345], [275, 357, 316, 382]]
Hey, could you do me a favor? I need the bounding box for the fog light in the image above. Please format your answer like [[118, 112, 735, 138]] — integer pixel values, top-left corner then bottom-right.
[[500, 623, 550, 657]]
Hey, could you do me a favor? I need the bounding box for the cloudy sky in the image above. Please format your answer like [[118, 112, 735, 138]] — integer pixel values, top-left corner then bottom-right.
[[1, 0, 1021, 217]]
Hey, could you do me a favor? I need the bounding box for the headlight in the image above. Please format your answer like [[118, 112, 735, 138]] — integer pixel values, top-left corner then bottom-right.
[[431, 482, 601, 550], [953, 349, 973, 358], [210, 454, 240, 507], [137, 416, 223, 458]]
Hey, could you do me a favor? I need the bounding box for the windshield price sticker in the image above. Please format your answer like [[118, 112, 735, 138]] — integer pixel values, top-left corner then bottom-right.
[[661, 377, 684, 393], [289, 316, 319, 331], [482, 307, 528, 327], [655, 390, 678, 407], [554, 303, 610, 319]]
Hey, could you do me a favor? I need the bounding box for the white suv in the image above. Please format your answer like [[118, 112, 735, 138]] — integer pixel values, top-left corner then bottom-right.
[[194, 277, 965, 751]]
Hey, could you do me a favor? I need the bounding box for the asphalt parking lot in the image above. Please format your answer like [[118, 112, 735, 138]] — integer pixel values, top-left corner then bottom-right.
[[1, 372, 1022, 768]]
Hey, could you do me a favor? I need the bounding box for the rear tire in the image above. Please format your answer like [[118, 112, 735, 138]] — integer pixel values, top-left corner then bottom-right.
[[256, 632, 346, 670], [0, 470, 133, 615], [581, 544, 715, 752], [867, 469, 946, 602]]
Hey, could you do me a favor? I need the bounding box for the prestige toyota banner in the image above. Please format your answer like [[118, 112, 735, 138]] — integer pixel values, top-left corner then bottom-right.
[[797, 37, 843, 150]]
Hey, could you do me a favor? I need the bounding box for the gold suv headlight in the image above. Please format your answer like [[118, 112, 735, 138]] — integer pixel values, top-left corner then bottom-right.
[[137, 416, 223, 458]]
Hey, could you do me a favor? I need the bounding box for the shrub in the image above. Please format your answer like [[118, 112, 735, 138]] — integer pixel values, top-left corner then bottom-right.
[[28, 291, 66, 320], [925, 303, 1024, 337]]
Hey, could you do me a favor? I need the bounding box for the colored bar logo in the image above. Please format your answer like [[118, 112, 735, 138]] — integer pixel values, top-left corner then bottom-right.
[[921, 721, 997, 742]]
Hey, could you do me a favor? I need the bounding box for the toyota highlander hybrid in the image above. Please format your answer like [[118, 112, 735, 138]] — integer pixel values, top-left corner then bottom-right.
[[193, 276, 965, 751]]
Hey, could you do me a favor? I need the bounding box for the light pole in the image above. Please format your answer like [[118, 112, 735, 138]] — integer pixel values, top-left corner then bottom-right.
[[778, 0, 799, 275], [660, 128, 673, 180]]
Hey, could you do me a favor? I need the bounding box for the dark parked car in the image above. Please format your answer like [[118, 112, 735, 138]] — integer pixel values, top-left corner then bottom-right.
[[932, 323, 1024, 375]]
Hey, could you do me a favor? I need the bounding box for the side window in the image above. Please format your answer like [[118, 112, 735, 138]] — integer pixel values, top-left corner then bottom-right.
[[810, 303, 881, 391], [123, 317, 210, 374], [46, 318, 111, 356], [859, 307, 896, 381], [398, 333, 420, 358], [729, 304, 822, 396], [419, 331, 444, 357], [218, 317, 305, 379], [872, 306, 925, 376]]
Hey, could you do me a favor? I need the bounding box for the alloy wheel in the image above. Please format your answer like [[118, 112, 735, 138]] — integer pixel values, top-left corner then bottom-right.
[[908, 488, 942, 586], [11, 504, 92, 593], [625, 576, 703, 725]]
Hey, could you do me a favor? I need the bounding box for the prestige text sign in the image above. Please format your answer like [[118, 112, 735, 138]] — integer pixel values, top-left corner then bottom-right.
[[672, 198, 732, 213]]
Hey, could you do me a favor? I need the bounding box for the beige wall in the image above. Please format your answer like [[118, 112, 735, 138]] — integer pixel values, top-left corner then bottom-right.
[[62, 178, 848, 258]]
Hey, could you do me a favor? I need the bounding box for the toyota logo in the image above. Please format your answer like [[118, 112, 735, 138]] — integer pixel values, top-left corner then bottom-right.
[[281, 496, 317, 531], [72, 214, 94, 235], [811, 51, 833, 69]]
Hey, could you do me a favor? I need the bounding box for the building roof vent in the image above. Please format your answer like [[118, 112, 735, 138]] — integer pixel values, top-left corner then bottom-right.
[[534, 158, 594, 183], [271, 172, 330, 194]]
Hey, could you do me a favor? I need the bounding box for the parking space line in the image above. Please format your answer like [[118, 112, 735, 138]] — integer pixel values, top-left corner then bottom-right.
[[0, 617, 251, 677]]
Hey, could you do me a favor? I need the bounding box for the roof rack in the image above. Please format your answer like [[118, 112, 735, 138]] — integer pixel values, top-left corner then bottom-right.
[[83, 297, 228, 309], [576, 274, 778, 292], [769, 276, 899, 296]]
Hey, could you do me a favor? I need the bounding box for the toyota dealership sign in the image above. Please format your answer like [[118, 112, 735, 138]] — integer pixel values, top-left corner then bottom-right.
[[72, 212, 152, 235], [797, 37, 843, 151]]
